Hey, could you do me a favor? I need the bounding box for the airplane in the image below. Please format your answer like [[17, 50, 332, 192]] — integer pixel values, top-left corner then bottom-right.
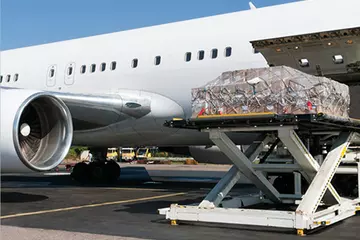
[[1, 0, 360, 184]]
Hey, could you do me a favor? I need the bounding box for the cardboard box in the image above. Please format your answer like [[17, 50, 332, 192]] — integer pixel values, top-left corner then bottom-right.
[[191, 66, 350, 118]]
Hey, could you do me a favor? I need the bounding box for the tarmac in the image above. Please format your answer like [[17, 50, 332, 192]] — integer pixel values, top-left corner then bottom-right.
[[2, 165, 360, 240]]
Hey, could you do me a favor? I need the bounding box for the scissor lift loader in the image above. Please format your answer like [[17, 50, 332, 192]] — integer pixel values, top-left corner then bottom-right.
[[159, 113, 360, 236]]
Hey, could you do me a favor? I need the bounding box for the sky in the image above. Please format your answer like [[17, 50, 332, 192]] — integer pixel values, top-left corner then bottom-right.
[[1, 0, 299, 50]]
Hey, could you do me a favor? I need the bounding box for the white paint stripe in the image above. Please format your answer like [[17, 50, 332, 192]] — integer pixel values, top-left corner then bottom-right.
[[0, 192, 185, 219]]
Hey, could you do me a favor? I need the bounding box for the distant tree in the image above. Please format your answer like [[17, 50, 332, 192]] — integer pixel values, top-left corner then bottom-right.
[[65, 146, 88, 160]]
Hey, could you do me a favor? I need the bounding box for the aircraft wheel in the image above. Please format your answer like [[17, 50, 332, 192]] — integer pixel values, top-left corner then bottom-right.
[[71, 162, 90, 184], [89, 161, 106, 183], [104, 160, 121, 183]]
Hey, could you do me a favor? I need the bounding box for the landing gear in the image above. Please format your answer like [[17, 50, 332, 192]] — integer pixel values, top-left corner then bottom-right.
[[71, 161, 90, 183], [71, 147, 121, 184], [103, 160, 121, 183], [71, 160, 121, 184]]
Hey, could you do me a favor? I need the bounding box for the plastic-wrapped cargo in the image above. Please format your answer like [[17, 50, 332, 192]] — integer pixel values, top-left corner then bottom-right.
[[191, 66, 350, 118]]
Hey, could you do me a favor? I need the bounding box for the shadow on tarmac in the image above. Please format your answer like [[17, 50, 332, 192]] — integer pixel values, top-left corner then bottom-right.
[[114, 197, 205, 214], [1, 192, 49, 203]]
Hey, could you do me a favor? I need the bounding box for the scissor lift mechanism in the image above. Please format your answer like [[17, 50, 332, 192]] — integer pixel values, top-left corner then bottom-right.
[[159, 113, 360, 236]]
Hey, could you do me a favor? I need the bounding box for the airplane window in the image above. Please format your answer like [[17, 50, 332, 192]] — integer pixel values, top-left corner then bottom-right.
[[50, 69, 55, 78], [101, 62, 106, 72], [155, 56, 161, 66], [225, 47, 232, 57], [185, 52, 192, 62], [14, 73, 19, 82], [6, 75, 11, 82], [67, 66, 73, 76], [132, 59, 138, 68], [91, 64, 96, 73], [211, 49, 218, 59], [0, 75, 2, 83], [110, 61, 117, 70], [81, 65, 86, 74], [198, 50, 205, 60]]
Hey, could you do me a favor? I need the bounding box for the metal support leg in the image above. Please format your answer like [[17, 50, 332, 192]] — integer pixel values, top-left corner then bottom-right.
[[294, 172, 302, 196], [278, 129, 320, 180], [278, 129, 341, 204], [259, 138, 280, 164], [199, 135, 272, 208], [296, 132, 354, 216], [209, 130, 281, 203]]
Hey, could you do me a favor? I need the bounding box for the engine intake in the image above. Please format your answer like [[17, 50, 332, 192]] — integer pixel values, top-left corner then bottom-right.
[[1, 88, 73, 172]]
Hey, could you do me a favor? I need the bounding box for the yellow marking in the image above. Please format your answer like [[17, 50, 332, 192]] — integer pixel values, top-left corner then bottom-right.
[[171, 220, 178, 226], [340, 147, 348, 159], [297, 229, 305, 236], [313, 221, 330, 225], [172, 118, 183, 121], [197, 112, 275, 118], [0, 192, 185, 220], [356, 206, 360, 211]]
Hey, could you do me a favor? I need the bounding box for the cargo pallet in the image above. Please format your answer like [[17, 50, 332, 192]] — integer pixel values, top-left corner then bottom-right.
[[159, 113, 360, 236]]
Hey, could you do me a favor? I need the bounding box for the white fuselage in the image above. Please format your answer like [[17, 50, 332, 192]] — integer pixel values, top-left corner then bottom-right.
[[1, 0, 360, 147]]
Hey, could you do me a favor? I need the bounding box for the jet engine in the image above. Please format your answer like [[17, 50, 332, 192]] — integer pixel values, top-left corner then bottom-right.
[[0, 88, 73, 173]]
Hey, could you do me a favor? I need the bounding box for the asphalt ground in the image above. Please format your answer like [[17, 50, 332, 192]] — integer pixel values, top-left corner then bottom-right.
[[1, 172, 360, 239]]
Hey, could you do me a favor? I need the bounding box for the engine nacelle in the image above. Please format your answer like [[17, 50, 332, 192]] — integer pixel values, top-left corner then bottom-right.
[[1, 88, 73, 172], [189, 146, 232, 164], [159, 146, 232, 164]]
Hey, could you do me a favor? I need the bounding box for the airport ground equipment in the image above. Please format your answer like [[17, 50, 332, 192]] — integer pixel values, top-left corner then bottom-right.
[[159, 113, 360, 235]]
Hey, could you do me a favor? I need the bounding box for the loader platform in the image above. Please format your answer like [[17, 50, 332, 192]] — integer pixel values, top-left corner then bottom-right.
[[165, 113, 360, 133]]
